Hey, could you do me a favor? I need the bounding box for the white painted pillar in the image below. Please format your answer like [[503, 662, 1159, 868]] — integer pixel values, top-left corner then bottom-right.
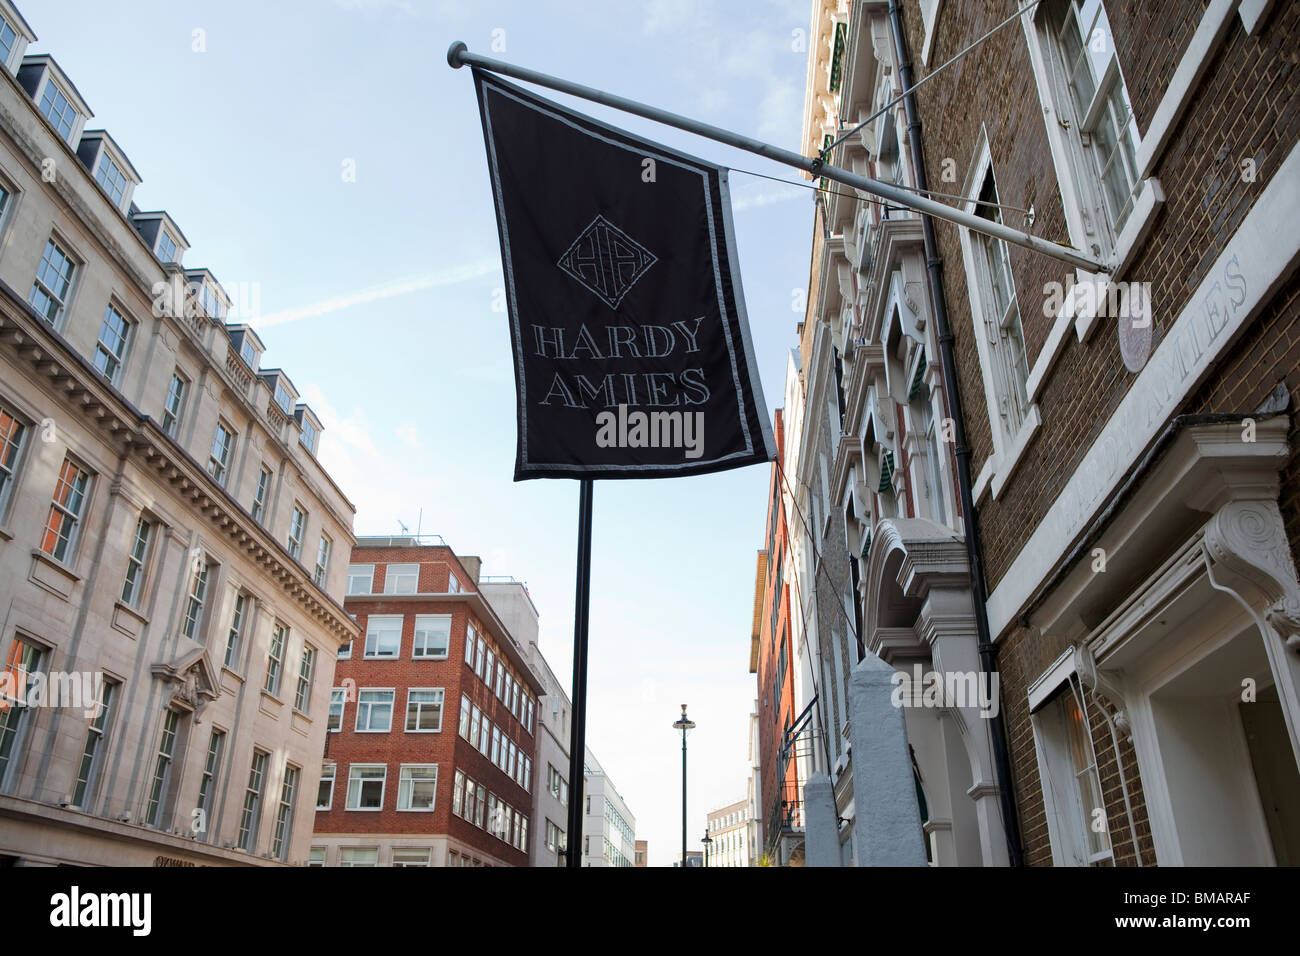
[[802, 773, 841, 866], [848, 651, 928, 866]]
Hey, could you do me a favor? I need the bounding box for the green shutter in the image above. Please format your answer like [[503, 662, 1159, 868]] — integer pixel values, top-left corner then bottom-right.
[[829, 22, 847, 94], [878, 451, 894, 493], [908, 349, 927, 400]]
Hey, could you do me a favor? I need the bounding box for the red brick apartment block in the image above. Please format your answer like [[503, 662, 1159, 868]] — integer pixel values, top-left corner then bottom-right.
[[311, 538, 545, 866], [752, 410, 803, 865]]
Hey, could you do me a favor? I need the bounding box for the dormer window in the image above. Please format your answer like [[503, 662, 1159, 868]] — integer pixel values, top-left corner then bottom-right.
[[18, 56, 90, 147], [0, 6, 33, 75], [38, 79, 76, 140], [300, 417, 317, 454], [134, 212, 188, 265], [77, 132, 141, 213], [274, 381, 292, 414], [94, 151, 129, 206], [157, 230, 178, 263], [228, 325, 264, 374], [199, 283, 222, 321], [0, 21, 15, 69]]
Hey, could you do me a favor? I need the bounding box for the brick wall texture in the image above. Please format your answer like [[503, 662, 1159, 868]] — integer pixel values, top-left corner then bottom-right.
[[900, 0, 1298, 864]]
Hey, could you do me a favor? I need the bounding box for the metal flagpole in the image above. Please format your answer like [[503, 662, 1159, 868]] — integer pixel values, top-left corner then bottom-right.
[[564, 479, 593, 868], [448, 41, 1108, 273]]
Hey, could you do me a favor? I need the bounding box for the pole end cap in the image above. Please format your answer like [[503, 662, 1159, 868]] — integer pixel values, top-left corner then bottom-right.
[[447, 41, 468, 69]]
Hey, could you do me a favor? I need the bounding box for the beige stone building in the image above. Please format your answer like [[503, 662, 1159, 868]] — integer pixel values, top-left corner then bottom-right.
[[705, 799, 751, 867], [0, 0, 358, 866]]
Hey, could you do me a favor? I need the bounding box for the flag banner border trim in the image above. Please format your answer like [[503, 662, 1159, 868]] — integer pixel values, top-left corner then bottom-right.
[[473, 67, 777, 481]]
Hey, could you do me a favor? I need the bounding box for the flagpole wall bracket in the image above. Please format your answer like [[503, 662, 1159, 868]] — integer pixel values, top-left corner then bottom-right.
[[447, 41, 468, 69]]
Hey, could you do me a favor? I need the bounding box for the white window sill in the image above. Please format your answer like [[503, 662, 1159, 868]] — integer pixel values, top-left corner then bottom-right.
[[1075, 179, 1166, 342], [990, 404, 1043, 501]]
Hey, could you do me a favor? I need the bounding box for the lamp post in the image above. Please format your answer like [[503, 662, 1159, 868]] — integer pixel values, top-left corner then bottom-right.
[[702, 829, 713, 868], [672, 704, 695, 868]]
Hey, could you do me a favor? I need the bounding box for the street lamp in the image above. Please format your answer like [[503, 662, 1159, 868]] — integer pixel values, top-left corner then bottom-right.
[[672, 703, 695, 868], [702, 829, 713, 868]]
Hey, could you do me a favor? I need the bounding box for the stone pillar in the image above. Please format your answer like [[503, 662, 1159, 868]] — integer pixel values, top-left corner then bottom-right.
[[803, 773, 841, 866], [848, 651, 927, 866]]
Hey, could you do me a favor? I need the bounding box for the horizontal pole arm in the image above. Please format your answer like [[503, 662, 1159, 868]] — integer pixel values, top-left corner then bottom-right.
[[448, 42, 1108, 273]]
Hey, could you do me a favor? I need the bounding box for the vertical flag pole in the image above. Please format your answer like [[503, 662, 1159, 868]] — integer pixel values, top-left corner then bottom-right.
[[564, 479, 594, 868]]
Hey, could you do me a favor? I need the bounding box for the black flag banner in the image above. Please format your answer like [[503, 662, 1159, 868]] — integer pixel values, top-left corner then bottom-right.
[[473, 69, 777, 480]]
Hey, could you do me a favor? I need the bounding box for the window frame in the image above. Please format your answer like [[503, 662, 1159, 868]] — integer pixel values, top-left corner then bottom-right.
[[195, 727, 226, 837], [0, 636, 46, 791], [207, 421, 235, 487], [346, 563, 373, 595], [29, 235, 77, 328], [224, 591, 248, 670], [270, 763, 299, 861], [37, 76, 78, 141], [286, 504, 306, 560], [1031, 681, 1116, 865], [93, 149, 130, 207], [354, 688, 395, 733], [145, 708, 181, 828], [72, 677, 118, 810], [313, 534, 331, 587], [264, 621, 288, 697], [156, 229, 179, 264], [396, 764, 439, 812], [93, 303, 132, 385], [294, 644, 316, 713], [317, 762, 336, 810], [345, 763, 387, 811], [956, 137, 1043, 499], [40, 455, 91, 564], [251, 466, 271, 524], [120, 515, 153, 607], [384, 562, 419, 595], [404, 687, 444, 734], [412, 614, 451, 660], [161, 371, 188, 439], [327, 687, 346, 733], [0, 401, 29, 522], [363, 614, 402, 660], [237, 748, 269, 851], [180, 557, 210, 641]]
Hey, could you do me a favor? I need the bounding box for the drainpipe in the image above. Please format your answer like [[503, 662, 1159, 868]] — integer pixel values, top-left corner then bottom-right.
[[887, 0, 1024, 866]]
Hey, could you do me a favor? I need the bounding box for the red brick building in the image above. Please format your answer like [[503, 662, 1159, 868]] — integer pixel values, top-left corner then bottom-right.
[[311, 537, 543, 866], [751, 409, 804, 864]]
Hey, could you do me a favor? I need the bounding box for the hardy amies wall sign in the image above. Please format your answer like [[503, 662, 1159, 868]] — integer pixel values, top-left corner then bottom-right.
[[472, 69, 776, 480]]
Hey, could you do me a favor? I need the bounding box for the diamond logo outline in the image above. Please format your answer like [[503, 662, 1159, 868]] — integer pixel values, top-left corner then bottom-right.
[[556, 214, 658, 311]]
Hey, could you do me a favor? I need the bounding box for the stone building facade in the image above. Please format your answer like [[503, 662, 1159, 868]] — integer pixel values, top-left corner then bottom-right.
[[0, 0, 358, 866]]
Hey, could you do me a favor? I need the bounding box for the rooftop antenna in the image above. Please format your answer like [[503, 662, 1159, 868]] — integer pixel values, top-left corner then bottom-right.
[[397, 519, 409, 536], [416, 508, 422, 539]]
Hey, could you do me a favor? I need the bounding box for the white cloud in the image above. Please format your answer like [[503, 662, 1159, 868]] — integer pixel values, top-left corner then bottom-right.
[[252, 258, 498, 330], [300, 383, 417, 531], [394, 422, 421, 450]]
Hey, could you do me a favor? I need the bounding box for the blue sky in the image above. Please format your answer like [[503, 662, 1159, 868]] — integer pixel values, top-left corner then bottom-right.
[[43, 0, 814, 865]]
